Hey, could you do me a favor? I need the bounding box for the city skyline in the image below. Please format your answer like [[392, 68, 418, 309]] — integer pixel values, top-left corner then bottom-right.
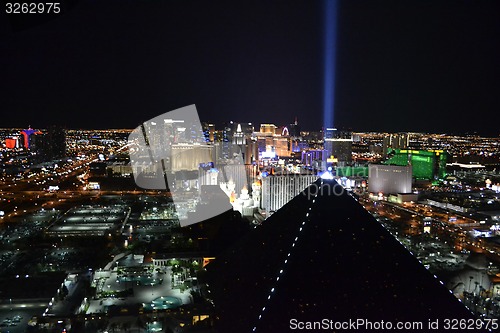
[[1, 2, 500, 330], [1, 0, 499, 136], [1, 107, 500, 330], [0, 123, 498, 138]]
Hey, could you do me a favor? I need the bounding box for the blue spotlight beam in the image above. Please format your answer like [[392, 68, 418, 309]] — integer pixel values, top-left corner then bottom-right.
[[323, 0, 338, 130]]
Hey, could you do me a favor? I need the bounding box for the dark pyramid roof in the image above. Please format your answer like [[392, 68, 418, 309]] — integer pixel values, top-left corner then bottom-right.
[[206, 179, 478, 333]]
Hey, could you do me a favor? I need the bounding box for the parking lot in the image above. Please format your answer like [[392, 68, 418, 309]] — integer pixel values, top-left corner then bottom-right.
[[0, 304, 46, 333]]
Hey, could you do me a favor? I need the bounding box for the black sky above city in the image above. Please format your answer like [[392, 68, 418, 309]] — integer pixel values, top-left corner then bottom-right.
[[1, 0, 499, 136]]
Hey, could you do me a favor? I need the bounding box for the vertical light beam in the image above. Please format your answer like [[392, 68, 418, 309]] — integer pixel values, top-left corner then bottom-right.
[[323, 0, 338, 129]]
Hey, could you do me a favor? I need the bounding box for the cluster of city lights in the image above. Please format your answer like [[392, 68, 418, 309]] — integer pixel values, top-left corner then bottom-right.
[[390, 223, 485, 328], [252, 179, 325, 332]]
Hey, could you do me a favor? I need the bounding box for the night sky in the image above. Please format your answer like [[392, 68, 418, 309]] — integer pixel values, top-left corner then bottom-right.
[[1, 0, 499, 136]]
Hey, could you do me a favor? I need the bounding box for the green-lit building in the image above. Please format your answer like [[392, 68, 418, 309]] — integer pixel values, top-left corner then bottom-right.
[[383, 149, 448, 180]]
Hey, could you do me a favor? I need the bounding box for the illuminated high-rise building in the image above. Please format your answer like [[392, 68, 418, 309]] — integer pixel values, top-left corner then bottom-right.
[[301, 149, 325, 166], [244, 164, 258, 188], [20, 127, 42, 149], [5, 137, 19, 149], [261, 174, 318, 212], [170, 143, 215, 172], [243, 139, 258, 164], [291, 140, 307, 153], [233, 123, 245, 145], [259, 124, 277, 135], [220, 122, 234, 160], [198, 165, 219, 189], [323, 128, 352, 166], [288, 117, 300, 138], [289, 117, 304, 153], [253, 123, 293, 158], [383, 149, 448, 180], [202, 122, 216, 142], [383, 133, 409, 156], [219, 163, 248, 195], [273, 136, 290, 157], [368, 164, 412, 194], [240, 122, 254, 137]]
